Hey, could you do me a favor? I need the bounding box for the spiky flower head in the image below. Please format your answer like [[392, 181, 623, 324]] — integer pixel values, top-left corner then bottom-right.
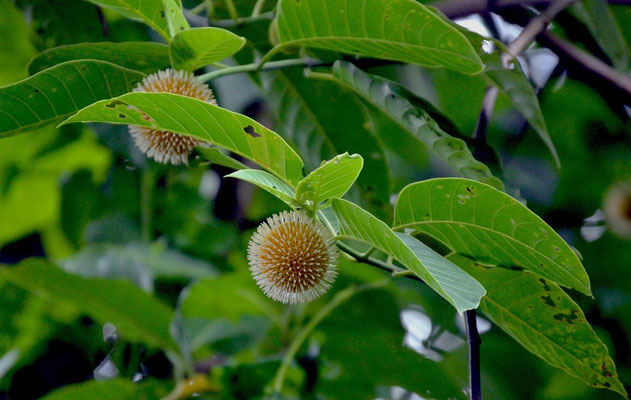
[[248, 210, 339, 304], [129, 69, 216, 165], [604, 181, 631, 239]]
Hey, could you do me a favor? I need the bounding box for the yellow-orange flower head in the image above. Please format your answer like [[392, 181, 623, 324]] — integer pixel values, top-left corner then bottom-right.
[[247, 210, 339, 304], [129, 69, 216, 165]]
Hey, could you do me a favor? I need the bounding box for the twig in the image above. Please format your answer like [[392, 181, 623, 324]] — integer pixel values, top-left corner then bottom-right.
[[465, 310, 482, 400], [197, 58, 326, 82], [96, 6, 109, 38], [208, 10, 274, 27], [251, 0, 266, 18]]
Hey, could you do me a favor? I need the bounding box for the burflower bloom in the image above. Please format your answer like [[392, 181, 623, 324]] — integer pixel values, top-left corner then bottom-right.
[[603, 181, 631, 239], [129, 69, 215, 165], [248, 210, 339, 304]]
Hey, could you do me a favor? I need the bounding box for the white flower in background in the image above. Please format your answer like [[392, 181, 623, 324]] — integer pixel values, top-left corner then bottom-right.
[[603, 181, 631, 239]]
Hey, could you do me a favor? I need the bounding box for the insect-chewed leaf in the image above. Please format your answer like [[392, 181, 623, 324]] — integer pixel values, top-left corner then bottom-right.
[[226, 169, 297, 206], [61, 92, 305, 186], [449, 254, 627, 397], [163, 0, 190, 37], [328, 61, 504, 190], [332, 198, 485, 313], [27, 42, 171, 75], [85, 0, 170, 40], [296, 153, 363, 207], [0, 60, 144, 137], [393, 178, 591, 295], [273, 0, 484, 74], [170, 27, 246, 71]]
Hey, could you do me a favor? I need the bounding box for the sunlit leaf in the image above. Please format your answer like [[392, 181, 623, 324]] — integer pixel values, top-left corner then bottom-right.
[[162, 0, 189, 38], [272, 0, 484, 74], [393, 178, 591, 295], [0, 60, 144, 137], [84, 0, 170, 40], [332, 198, 485, 313], [296, 153, 363, 207], [170, 27, 246, 71], [226, 169, 297, 206], [450, 254, 627, 397], [28, 42, 171, 75], [324, 61, 504, 190], [1, 259, 177, 350], [61, 92, 305, 186]]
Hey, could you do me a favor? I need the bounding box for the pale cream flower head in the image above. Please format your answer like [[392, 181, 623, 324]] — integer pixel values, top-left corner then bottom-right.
[[129, 69, 216, 165], [604, 181, 631, 239], [247, 210, 339, 304]]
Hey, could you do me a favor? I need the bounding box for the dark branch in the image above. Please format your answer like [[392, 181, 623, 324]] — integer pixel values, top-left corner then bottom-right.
[[465, 310, 482, 400]]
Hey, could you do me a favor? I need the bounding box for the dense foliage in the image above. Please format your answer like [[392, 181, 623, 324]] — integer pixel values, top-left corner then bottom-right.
[[0, 0, 630, 399]]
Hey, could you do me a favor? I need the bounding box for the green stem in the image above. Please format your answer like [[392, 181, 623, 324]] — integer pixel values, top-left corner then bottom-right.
[[224, 0, 239, 21], [140, 166, 157, 242], [251, 0, 266, 17], [209, 10, 274, 27], [197, 58, 323, 82]]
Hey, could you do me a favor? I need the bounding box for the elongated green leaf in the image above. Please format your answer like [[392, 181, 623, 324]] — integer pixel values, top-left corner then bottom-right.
[[1, 259, 177, 350], [163, 0, 189, 37], [226, 169, 296, 206], [41, 378, 169, 400], [170, 27, 246, 71], [61, 92, 305, 185], [84, 0, 170, 40], [296, 153, 363, 207], [573, 0, 629, 72], [0, 60, 144, 137], [449, 254, 626, 397], [196, 146, 248, 170], [393, 178, 591, 295], [326, 61, 504, 190], [273, 0, 483, 74], [261, 68, 391, 203], [28, 42, 171, 75], [332, 198, 485, 313], [483, 56, 560, 168]]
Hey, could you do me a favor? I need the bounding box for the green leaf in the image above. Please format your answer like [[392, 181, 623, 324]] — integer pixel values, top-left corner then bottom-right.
[[483, 55, 560, 168], [449, 254, 627, 397], [170, 27, 246, 71], [0, 60, 144, 138], [0, 0, 37, 86], [325, 61, 504, 190], [261, 68, 391, 203], [393, 178, 591, 295], [272, 0, 484, 74], [195, 146, 248, 170], [84, 0, 170, 40], [296, 153, 363, 207], [331, 198, 485, 313], [61, 92, 305, 186], [226, 169, 296, 206], [40, 378, 169, 400], [1, 259, 177, 350], [162, 0, 189, 38], [573, 0, 629, 72], [27, 42, 171, 75]]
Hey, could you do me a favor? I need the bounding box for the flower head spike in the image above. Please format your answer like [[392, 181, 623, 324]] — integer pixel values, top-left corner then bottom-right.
[[604, 181, 631, 239], [129, 69, 216, 165], [248, 210, 339, 304]]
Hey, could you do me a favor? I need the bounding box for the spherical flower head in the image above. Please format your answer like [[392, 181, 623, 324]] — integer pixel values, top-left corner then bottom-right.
[[604, 181, 631, 239], [129, 69, 216, 165], [248, 210, 339, 304]]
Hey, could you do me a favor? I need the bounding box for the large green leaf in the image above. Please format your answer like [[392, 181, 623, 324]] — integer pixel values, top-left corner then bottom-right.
[[449, 254, 627, 397], [28, 42, 171, 75], [296, 153, 363, 207], [331, 198, 485, 313], [261, 68, 391, 203], [84, 0, 170, 40], [170, 27, 246, 71], [226, 169, 297, 206], [393, 178, 591, 295], [1, 259, 177, 350], [324, 61, 504, 190], [272, 0, 484, 74], [483, 55, 560, 168], [0, 60, 144, 137], [40, 378, 169, 400], [61, 92, 305, 186]]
